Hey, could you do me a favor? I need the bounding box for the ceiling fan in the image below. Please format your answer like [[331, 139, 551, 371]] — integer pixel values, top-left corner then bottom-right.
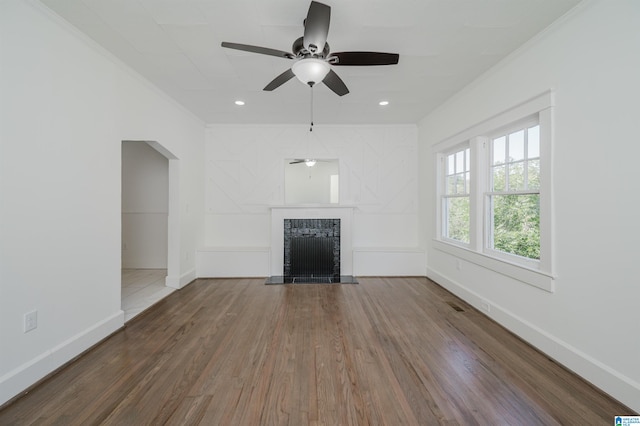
[[221, 1, 399, 96], [289, 158, 331, 166]]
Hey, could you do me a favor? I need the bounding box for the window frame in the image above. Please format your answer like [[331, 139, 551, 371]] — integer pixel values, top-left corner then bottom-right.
[[440, 145, 471, 247], [433, 91, 555, 292], [484, 117, 541, 268]]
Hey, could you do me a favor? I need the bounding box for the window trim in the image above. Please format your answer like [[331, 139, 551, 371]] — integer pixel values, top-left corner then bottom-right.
[[485, 118, 541, 264], [433, 91, 555, 292], [439, 144, 471, 247]]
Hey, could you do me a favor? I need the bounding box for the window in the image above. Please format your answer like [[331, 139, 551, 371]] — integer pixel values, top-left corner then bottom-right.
[[434, 91, 554, 291], [442, 147, 470, 244], [487, 122, 540, 262]]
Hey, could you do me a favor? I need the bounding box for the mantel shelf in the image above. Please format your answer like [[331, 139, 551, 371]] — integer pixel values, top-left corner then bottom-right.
[[270, 205, 357, 210]]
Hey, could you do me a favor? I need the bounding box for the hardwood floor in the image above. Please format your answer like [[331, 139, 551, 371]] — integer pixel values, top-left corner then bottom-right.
[[0, 277, 633, 425]]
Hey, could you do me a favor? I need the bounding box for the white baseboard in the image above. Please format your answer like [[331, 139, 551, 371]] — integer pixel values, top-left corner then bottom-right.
[[427, 267, 640, 413], [353, 248, 425, 276], [196, 248, 270, 278], [166, 268, 196, 289], [0, 310, 124, 407], [193, 247, 426, 278]]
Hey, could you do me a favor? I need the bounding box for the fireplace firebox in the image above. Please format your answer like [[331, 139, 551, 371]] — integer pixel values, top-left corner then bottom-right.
[[283, 218, 340, 282]]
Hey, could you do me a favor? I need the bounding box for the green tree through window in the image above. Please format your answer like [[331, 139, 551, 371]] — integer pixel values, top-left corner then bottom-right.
[[443, 147, 470, 244], [489, 126, 540, 260]]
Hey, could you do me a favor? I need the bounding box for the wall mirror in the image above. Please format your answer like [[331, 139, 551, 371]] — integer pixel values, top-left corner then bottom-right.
[[284, 159, 339, 204]]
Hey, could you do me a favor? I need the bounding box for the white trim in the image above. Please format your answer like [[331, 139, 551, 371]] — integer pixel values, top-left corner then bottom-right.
[[353, 250, 425, 276], [197, 247, 270, 252], [486, 116, 540, 142], [426, 267, 640, 412], [538, 108, 554, 274], [269, 204, 358, 209], [195, 249, 269, 278], [166, 158, 182, 289], [470, 136, 488, 252], [433, 239, 554, 292], [0, 310, 124, 406], [435, 152, 445, 247], [166, 269, 196, 289], [483, 245, 541, 271], [207, 123, 417, 130], [434, 90, 554, 152], [353, 247, 423, 253]]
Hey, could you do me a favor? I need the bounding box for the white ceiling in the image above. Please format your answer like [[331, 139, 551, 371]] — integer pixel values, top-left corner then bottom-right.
[[40, 0, 581, 125]]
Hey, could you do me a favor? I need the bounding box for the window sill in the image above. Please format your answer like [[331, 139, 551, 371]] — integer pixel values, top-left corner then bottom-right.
[[433, 239, 555, 293]]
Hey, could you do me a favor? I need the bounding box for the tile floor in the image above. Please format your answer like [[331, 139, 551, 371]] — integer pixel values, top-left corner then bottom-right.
[[121, 269, 175, 322]]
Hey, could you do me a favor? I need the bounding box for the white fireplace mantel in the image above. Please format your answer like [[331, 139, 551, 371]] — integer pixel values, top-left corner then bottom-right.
[[270, 206, 354, 276]]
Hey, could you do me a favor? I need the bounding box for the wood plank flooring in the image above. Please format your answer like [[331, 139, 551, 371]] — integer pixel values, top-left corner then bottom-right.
[[0, 277, 633, 425]]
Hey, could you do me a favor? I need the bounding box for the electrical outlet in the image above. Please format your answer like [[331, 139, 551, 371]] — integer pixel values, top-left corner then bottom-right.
[[481, 301, 491, 313], [24, 310, 38, 333]]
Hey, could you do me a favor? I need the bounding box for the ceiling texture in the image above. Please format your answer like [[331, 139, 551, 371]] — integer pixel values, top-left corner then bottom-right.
[[40, 0, 581, 125]]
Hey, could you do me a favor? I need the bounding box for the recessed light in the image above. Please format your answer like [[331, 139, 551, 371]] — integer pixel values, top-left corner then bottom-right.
[[379, 100, 389, 106], [235, 100, 245, 106]]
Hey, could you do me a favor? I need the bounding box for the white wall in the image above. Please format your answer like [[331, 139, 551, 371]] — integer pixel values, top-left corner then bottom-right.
[[121, 142, 168, 269], [0, 0, 204, 406], [201, 124, 424, 277], [419, 0, 640, 411]]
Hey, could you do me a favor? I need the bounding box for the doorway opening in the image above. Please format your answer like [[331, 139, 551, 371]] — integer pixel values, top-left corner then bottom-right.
[[121, 140, 178, 321]]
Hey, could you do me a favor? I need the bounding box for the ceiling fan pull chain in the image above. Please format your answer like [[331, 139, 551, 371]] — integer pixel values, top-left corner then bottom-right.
[[310, 85, 314, 132]]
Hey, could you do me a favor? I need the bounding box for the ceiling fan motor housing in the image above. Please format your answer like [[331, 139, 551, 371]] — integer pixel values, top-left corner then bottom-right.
[[293, 37, 330, 59]]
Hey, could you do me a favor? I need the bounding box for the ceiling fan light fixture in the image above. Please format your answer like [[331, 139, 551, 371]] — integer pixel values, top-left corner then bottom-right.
[[221, 1, 399, 96], [305, 159, 317, 167], [292, 58, 330, 86], [379, 100, 389, 106]]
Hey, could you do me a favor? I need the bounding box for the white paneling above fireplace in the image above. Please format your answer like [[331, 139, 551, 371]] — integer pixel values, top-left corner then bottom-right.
[[201, 124, 424, 277], [205, 124, 417, 216]]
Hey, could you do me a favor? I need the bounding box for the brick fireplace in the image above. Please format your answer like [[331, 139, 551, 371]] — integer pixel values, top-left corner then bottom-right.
[[284, 218, 340, 281], [268, 207, 355, 283]]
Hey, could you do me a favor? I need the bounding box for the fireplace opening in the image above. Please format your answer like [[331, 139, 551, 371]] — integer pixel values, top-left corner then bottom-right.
[[265, 217, 357, 284], [290, 237, 336, 281], [283, 218, 340, 283]]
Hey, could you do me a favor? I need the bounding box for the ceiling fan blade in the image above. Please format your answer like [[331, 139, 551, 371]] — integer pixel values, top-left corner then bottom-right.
[[264, 68, 296, 91], [322, 69, 349, 96], [289, 159, 306, 164], [221, 42, 295, 59], [330, 52, 399, 66], [303, 2, 331, 54]]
